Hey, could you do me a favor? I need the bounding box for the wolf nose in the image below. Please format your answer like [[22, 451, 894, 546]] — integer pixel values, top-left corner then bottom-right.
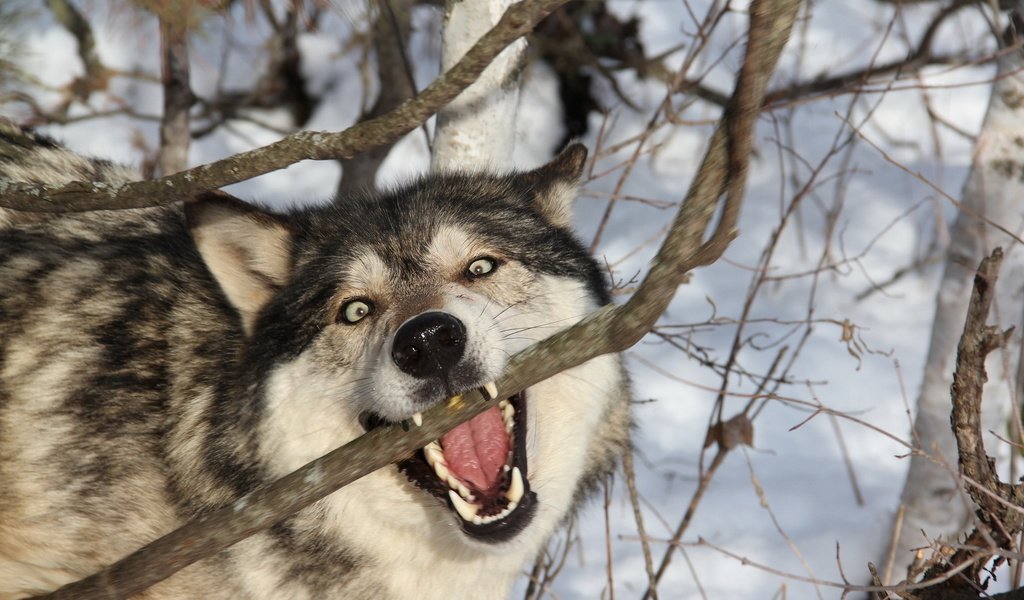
[[392, 312, 467, 378]]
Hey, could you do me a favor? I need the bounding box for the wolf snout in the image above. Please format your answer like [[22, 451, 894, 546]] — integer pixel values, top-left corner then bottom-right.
[[391, 312, 467, 379]]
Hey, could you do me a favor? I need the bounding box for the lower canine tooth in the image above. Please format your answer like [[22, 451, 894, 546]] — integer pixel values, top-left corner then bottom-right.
[[449, 490, 478, 522], [507, 466, 524, 503]]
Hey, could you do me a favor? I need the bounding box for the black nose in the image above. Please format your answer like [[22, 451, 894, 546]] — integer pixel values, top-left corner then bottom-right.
[[391, 312, 467, 378]]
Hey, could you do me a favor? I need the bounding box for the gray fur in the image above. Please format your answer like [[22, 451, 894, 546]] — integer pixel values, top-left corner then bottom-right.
[[0, 125, 630, 599]]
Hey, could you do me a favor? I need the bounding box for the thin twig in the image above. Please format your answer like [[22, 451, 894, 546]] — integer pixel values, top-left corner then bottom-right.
[[0, 0, 573, 212], [27, 2, 801, 598]]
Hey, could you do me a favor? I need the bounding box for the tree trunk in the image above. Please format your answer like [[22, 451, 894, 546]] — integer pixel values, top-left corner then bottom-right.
[[431, 0, 525, 169], [886, 22, 1024, 586]]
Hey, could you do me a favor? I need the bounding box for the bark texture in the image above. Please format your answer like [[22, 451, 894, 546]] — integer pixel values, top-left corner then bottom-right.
[[28, 1, 802, 597], [431, 0, 525, 170], [888, 37, 1024, 584]]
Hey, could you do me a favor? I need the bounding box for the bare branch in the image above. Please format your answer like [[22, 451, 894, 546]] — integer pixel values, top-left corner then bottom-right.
[[950, 249, 1017, 529], [910, 248, 1021, 599], [0, 0, 573, 213], [26, 1, 802, 598]]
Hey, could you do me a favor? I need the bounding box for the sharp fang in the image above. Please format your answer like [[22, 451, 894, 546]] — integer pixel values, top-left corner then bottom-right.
[[412, 412, 423, 427], [481, 381, 498, 400], [424, 443, 444, 467], [449, 490, 478, 522], [507, 466, 524, 503]]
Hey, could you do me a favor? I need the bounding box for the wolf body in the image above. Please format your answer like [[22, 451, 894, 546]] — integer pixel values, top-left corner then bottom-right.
[[0, 124, 630, 599]]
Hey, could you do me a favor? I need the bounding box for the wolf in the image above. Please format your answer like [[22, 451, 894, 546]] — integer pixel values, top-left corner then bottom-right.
[[0, 121, 631, 599]]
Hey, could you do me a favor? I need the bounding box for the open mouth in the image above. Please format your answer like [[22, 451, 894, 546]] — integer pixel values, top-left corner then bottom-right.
[[361, 389, 537, 543]]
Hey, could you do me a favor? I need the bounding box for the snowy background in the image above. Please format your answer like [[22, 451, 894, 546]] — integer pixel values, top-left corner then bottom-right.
[[1, 1, 1011, 598]]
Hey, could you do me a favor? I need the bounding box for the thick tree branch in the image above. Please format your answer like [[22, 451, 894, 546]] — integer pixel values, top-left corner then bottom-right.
[[912, 248, 1020, 599], [0, 0, 571, 213], [951, 249, 1018, 529], [30, 1, 800, 598], [33, 1, 801, 597]]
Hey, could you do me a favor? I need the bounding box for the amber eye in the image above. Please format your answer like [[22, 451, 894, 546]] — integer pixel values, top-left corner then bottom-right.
[[340, 299, 373, 324], [466, 257, 497, 278]]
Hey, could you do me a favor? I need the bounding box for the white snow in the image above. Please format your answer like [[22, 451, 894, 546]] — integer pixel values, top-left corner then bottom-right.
[[3, 1, 1015, 598]]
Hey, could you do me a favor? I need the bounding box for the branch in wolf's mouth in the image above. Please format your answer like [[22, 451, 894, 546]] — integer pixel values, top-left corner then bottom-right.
[[29, 1, 802, 598], [0, 0, 570, 214]]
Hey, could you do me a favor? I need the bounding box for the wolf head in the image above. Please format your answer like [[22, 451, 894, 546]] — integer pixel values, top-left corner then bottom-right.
[[185, 145, 629, 573]]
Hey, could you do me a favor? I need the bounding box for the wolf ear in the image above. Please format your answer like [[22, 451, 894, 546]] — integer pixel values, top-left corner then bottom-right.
[[186, 191, 292, 335], [519, 143, 588, 228]]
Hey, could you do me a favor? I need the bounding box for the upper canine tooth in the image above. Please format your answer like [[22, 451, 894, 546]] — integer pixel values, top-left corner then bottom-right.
[[449, 490, 478, 522], [507, 466, 524, 503], [481, 381, 498, 400], [412, 412, 423, 427]]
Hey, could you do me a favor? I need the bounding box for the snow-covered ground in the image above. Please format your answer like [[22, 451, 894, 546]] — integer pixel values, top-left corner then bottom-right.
[[2, 1, 1012, 598]]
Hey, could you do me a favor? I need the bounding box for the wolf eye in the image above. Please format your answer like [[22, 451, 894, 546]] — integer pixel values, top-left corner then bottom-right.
[[340, 299, 374, 324], [466, 257, 497, 278]]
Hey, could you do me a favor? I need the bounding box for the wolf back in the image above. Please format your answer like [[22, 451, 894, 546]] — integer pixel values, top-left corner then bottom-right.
[[0, 121, 631, 599]]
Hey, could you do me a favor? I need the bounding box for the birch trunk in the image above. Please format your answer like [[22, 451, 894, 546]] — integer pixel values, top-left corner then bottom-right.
[[431, 0, 526, 169], [886, 32, 1024, 584]]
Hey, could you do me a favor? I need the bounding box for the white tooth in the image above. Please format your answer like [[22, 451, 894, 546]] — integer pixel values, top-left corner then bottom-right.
[[434, 462, 450, 481], [498, 399, 509, 409], [507, 467, 524, 503], [503, 464, 511, 473], [425, 444, 444, 467], [412, 412, 423, 427], [482, 381, 498, 400], [472, 515, 483, 525], [443, 473, 469, 498], [449, 490, 478, 522], [481, 502, 517, 524]]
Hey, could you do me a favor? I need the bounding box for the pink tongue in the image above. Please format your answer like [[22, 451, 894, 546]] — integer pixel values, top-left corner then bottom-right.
[[441, 406, 510, 493]]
